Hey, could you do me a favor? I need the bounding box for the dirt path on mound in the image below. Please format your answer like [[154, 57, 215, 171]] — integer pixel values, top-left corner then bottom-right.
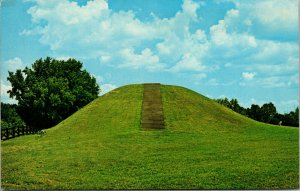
[[141, 83, 165, 129]]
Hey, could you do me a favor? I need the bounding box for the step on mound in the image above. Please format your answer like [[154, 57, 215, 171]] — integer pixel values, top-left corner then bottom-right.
[[141, 83, 165, 129]]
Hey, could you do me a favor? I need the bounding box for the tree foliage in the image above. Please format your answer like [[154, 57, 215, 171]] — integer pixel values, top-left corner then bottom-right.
[[260, 103, 277, 124], [282, 107, 299, 127], [7, 57, 100, 129], [1, 103, 25, 129], [247, 104, 261, 121], [215, 98, 299, 127]]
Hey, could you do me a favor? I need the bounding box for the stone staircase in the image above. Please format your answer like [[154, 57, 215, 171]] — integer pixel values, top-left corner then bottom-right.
[[141, 83, 165, 129]]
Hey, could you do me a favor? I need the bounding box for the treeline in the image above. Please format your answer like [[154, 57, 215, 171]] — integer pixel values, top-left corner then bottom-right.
[[214, 98, 299, 127]]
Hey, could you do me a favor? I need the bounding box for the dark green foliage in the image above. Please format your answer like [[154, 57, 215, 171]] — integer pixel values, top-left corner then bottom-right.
[[215, 98, 299, 127], [247, 104, 262, 121], [260, 102, 277, 123], [7, 57, 100, 129], [1, 102, 26, 129], [282, 107, 299, 127]]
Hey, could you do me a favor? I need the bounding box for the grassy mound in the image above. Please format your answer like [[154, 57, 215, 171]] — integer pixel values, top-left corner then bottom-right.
[[1, 84, 298, 189]]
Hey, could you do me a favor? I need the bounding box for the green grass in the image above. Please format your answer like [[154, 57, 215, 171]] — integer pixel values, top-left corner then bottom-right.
[[1, 84, 299, 189]]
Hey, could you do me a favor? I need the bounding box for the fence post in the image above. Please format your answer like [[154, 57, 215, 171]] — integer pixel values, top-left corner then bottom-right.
[[22, 126, 25, 135], [6, 129, 9, 140], [17, 127, 20, 136], [12, 127, 15, 138]]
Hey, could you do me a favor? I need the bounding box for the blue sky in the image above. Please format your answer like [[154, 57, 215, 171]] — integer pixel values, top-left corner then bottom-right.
[[1, 0, 298, 113]]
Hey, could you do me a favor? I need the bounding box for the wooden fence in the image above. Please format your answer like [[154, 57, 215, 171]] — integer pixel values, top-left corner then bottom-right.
[[1, 126, 37, 141]]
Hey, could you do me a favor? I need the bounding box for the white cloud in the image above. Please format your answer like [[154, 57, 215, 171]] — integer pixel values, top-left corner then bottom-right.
[[210, 18, 257, 48], [170, 53, 206, 72], [207, 4, 297, 90], [100, 83, 117, 95], [210, 20, 231, 46], [226, 9, 239, 18], [251, 41, 297, 63], [182, 0, 200, 20], [249, 0, 297, 33], [5, 57, 23, 71], [242, 72, 255, 80], [0, 80, 17, 104], [156, 42, 174, 56], [23, 0, 156, 57], [22, 0, 298, 89], [227, 0, 298, 40], [22, 0, 208, 73], [1, 80, 11, 96], [118, 48, 164, 71]]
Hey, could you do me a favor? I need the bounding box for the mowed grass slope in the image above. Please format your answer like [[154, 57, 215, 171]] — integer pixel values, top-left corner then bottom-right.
[[1, 84, 299, 189]]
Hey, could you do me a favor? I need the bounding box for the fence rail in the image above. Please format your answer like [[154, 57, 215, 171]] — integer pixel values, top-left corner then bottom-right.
[[1, 126, 37, 141]]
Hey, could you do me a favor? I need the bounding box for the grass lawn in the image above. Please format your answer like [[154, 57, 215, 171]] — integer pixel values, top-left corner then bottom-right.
[[1, 84, 299, 189]]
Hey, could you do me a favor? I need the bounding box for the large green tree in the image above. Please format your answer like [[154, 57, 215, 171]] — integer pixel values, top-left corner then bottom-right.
[[7, 57, 100, 129]]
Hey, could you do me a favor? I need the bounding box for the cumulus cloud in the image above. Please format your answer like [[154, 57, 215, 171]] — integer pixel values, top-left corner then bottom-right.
[[248, 0, 297, 36], [118, 48, 164, 71], [226, 0, 297, 40], [1, 80, 11, 96], [22, 0, 154, 57], [251, 41, 297, 63], [206, 3, 298, 90], [242, 72, 255, 80], [22, 0, 298, 86], [0, 80, 17, 103], [22, 0, 208, 73], [209, 17, 257, 49], [210, 20, 231, 46], [170, 53, 206, 72], [181, 0, 200, 19]]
